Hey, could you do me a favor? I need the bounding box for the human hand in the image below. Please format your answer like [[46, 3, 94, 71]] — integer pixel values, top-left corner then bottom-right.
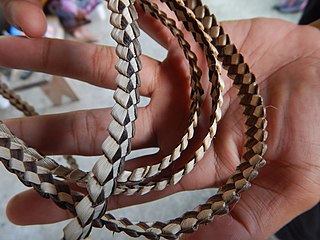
[[1, 1, 320, 239]]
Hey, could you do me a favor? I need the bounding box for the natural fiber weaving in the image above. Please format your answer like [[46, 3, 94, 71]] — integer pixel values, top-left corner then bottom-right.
[[0, 0, 267, 239]]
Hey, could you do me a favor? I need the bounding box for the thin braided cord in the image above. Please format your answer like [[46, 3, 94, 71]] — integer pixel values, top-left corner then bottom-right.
[[36, 0, 209, 194], [0, 81, 37, 116], [72, 1, 266, 238], [42, 0, 224, 196], [114, 0, 223, 195], [0, 0, 214, 201], [60, 0, 268, 195], [0, 121, 83, 215], [0, 0, 202, 200], [0, 0, 218, 199], [0, 82, 84, 215], [167, 0, 268, 172], [115, 14, 205, 185]]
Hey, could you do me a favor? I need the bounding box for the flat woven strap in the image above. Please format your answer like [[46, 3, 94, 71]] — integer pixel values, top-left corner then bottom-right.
[[63, 0, 143, 238], [0, 0, 267, 239]]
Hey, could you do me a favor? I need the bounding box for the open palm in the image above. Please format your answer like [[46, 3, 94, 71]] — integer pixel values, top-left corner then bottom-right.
[[0, 1, 319, 239]]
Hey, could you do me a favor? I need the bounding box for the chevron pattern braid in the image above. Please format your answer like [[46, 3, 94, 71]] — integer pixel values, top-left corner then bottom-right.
[[62, 0, 143, 239], [0, 81, 37, 116]]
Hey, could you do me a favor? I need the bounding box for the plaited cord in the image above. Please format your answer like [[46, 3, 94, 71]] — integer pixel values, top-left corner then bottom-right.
[[63, 0, 143, 238], [0, 0, 267, 239], [0, 81, 37, 116]]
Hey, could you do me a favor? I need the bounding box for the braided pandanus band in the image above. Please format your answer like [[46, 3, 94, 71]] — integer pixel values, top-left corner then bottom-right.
[[0, 0, 267, 239]]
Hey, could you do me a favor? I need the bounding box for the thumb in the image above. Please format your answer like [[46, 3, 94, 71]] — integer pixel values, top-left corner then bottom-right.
[[1, 0, 47, 37]]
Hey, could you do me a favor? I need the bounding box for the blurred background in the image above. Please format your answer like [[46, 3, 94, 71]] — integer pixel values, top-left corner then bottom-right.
[[0, 0, 303, 239]]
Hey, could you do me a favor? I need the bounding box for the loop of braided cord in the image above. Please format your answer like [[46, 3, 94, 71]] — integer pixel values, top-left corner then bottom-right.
[[114, 0, 223, 195], [0, 0, 212, 198], [165, 0, 268, 172], [116, 0, 221, 186], [0, 0, 220, 200], [115, 1, 205, 184], [75, 0, 266, 238]]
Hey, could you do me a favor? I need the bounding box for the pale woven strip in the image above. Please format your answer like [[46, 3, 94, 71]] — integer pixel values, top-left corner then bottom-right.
[[42, 0, 223, 195], [0, 121, 84, 216], [0, 0, 214, 196], [38, 0, 209, 192], [74, 0, 267, 238], [63, 0, 143, 239], [56, 0, 267, 199], [176, 0, 269, 168]]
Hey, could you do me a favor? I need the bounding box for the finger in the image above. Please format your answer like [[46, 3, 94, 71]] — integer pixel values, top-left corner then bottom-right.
[[181, 214, 250, 240], [1, 0, 47, 37], [136, 0, 199, 54], [135, 1, 180, 50], [5, 107, 156, 156], [220, 19, 314, 84], [7, 189, 73, 225], [0, 36, 159, 97]]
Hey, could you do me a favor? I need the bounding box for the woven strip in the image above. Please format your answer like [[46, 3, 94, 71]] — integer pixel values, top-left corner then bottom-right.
[[41, 0, 214, 193], [175, 0, 268, 171], [0, 0, 216, 198], [38, 0, 212, 193], [63, 0, 144, 239], [0, 121, 82, 215], [0, 0, 268, 239], [162, 0, 267, 171], [38, 0, 223, 196]]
